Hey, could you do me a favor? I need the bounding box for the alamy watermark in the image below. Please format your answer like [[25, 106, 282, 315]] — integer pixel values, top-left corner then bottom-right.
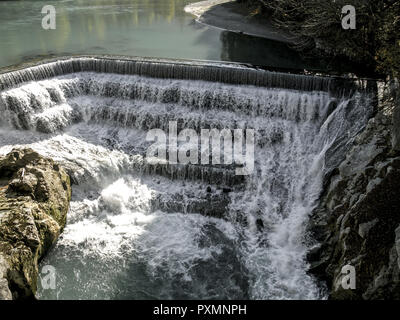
[[40, 265, 56, 290], [342, 5, 356, 30], [341, 264, 356, 290], [42, 5, 56, 30], [145, 121, 255, 175]]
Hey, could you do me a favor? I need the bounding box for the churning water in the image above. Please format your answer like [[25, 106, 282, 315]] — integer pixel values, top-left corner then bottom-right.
[[0, 57, 373, 299]]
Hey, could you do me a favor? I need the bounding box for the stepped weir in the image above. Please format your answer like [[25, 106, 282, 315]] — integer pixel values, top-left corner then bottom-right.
[[0, 56, 374, 299]]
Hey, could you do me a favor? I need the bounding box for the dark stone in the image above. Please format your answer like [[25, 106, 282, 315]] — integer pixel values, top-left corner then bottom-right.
[[393, 98, 400, 151], [222, 187, 232, 193], [256, 218, 264, 232], [307, 106, 400, 300]]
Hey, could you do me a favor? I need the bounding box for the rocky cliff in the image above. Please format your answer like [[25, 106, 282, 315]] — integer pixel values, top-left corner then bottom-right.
[[308, 80, 400, 299], [0, 149, 71, 300]]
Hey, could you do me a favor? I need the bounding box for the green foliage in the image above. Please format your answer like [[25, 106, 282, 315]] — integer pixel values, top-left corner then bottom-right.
[[375, 1, 400, 78], [238, 0, 400, 77]]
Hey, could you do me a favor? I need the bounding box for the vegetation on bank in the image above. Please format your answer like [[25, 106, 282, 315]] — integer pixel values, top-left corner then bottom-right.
[[237, 0, 400, 78]]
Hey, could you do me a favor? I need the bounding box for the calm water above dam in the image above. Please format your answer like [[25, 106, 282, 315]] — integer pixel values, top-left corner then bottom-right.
[[1, 0, 337, 72]]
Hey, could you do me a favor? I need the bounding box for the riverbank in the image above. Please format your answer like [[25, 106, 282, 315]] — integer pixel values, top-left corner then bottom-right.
[[184, 1, 380, 77], [184, 0, 294, 44]]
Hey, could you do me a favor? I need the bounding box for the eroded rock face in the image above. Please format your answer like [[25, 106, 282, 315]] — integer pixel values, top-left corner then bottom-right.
[[0, 148, 71, 300], [308, 87, 400, 299], [392, 81, 400, 151]]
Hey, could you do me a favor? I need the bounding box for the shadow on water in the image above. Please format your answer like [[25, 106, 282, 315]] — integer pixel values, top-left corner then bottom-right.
[[220, 31, 317, 71], [219, 31, 373, 76]]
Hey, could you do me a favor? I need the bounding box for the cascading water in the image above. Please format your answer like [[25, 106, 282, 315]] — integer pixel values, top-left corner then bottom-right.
[[0, 57, 373, 300]]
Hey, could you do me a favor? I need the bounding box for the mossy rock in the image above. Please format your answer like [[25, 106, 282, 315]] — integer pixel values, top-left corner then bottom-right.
[[0, 148, 71, 300]]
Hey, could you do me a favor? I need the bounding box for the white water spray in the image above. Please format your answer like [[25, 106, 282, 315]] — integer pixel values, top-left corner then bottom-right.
[[0, 59, 372, 299]]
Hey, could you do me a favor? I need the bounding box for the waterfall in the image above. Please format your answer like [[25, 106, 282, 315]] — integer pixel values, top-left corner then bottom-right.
[[0, 57, 373, 299], [0, 56, 368, 94]]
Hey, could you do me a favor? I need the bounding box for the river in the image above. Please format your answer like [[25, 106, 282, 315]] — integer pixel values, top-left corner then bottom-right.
[[1, 0, 337, 72], [0, 1, 373, 300]]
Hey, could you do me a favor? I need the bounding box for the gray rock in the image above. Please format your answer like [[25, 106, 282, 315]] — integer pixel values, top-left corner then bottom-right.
[[393, 100, 400, 151], [0, 148, 71, 300], [395, 226, 400, 270], [358, 219, 378, 239], [0, 255, 12, 300], [307, 94, 400, 299]]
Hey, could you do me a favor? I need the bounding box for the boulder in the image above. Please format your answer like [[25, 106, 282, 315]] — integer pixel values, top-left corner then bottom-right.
[[0, 148, 71, 300]]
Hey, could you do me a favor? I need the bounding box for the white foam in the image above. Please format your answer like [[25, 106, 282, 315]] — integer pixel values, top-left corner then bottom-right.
[[0, 72, 372, 300]]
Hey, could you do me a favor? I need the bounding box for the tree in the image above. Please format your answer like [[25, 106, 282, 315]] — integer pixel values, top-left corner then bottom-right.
[[237, 0, 400, 77]]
